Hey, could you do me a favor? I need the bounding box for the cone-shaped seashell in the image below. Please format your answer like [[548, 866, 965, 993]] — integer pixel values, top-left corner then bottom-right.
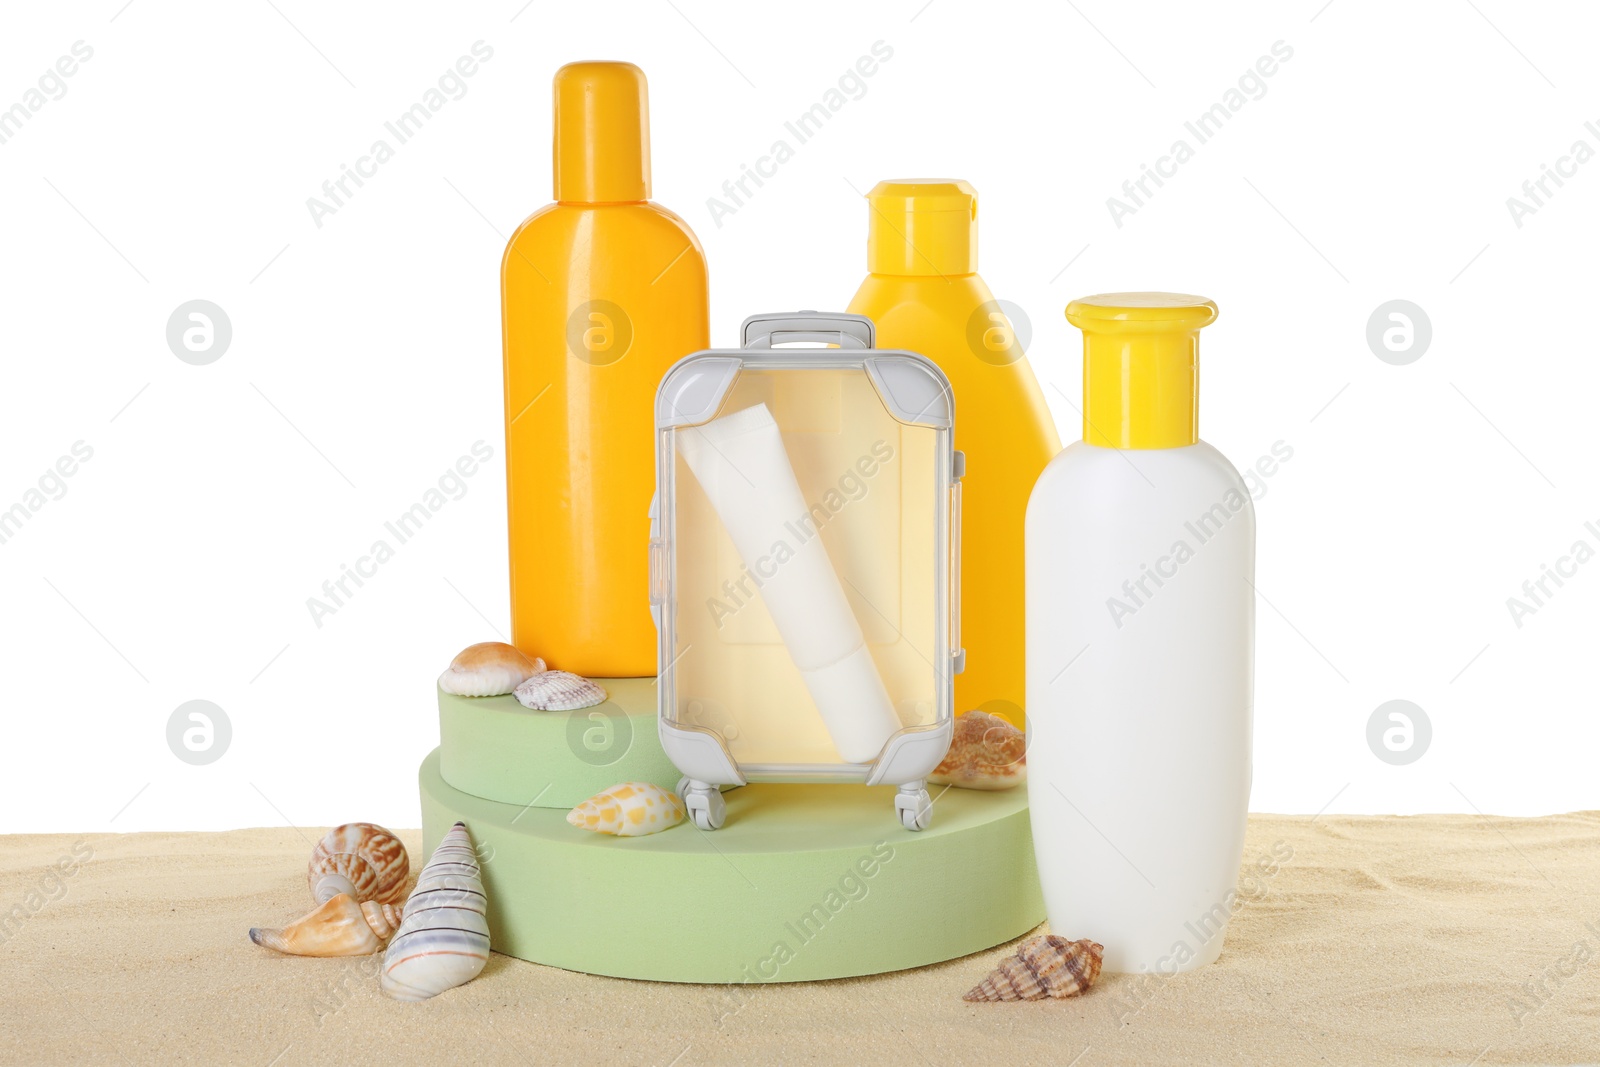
[[308, 822, 410, 906], [249, 893, 402, 957], [963, 936, 1104, 1002], [438, 641, 545, 697], [513, 669, 606, 712], [380, 822, 490, 1002], [567, 782, 685, 837], [929, 710, 1027, 791]]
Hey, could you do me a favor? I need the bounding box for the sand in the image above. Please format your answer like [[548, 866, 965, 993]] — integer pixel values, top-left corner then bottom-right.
[[2, 811, 1598, 1066]]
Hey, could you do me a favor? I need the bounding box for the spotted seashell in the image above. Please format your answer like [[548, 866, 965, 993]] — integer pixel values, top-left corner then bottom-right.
[[380, 822, 490, 1002], [963, 936, 1104, 1002], [567, 782, 685, 837], [438, 641, 545, 697], [308, 822, 410, 906], [929, 710, 1026, 791], [513, 669, 606, 711]]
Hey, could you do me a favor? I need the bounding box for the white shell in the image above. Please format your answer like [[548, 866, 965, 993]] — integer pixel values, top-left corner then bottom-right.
[[567, 782, 685, 837], [438, 641, 545, 697], [513, 670, 606, 711], [380, 822, 490, 1002]]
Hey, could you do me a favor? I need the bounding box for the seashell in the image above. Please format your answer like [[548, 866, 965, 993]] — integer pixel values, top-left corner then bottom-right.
[[438, 641, 545, 697], [567, 782, 685, 837], [513, 669, 606, 712], [963, 935, 1104, 1002], [308, 822, 410, 906], [249, 893, 402, 957], [929, 710, 1027, 791], [380, 822, 490, 1002]]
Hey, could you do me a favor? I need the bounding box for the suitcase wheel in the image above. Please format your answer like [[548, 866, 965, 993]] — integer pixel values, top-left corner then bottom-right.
[[895, 782, 933, 832], [681, 779, 726, 831]]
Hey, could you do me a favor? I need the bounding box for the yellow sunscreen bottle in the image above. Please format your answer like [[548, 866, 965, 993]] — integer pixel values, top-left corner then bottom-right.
[[847, 180, 1060, 727], [501, 62, 709, 676]]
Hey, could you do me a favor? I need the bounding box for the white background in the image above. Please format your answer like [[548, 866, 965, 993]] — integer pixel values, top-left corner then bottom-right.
[[1, 0, 1595, 833]]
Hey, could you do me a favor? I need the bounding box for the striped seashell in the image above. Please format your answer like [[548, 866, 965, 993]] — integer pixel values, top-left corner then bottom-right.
[[963, 936, 1104, 1002], [249, 893, 402, 957], [929, 710, 1027, 791], [567, 782, 685, 837], [513, 669, 606, 712], [308, 822, 410, 906], [438, 641, 545, 697], [380, 822, 490, 1002]]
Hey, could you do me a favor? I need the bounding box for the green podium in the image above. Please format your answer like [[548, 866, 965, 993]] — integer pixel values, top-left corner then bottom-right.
[[421, 682, 1044, 982]]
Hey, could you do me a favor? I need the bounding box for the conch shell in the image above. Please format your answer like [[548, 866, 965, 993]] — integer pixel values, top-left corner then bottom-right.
[[380, 822, 490, 1002], [513, 669, 606, 712], [308, 822, 409, 906], [438, 641, 545, 697], [929, 710, 1026, 791], [567, 782, 684, 837], [249, 893, 401, 957], [963, 936, 1104, 1002]]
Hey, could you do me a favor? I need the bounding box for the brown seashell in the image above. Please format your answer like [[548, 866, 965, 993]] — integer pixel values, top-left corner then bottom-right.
[[513, 670, 606, 712], [963, 936, 1104, 1002], [439, 641, 545, 697], [249, 893, 402, 957], [929, 710, 1027, 791], [308, 823, 410, 906]]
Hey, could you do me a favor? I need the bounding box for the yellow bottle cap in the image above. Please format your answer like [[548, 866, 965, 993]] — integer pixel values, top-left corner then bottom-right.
[[865, 179, 978, 276], [553, 61, 650, 203], [1065, 293, 1219, 450]]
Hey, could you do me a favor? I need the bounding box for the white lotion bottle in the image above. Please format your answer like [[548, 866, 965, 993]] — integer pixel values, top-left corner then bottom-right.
[[1025, 294, 1254, 974]]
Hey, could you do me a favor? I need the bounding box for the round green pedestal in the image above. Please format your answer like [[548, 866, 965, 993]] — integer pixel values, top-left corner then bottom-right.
[[419, 748, 1044, 983], [437, 679, 681, 809]]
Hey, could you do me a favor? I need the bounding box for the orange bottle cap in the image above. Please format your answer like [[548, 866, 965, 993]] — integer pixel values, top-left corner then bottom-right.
[[553, 61, 650, 203]]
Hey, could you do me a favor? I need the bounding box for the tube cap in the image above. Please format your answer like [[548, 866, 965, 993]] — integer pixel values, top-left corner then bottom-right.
[[865, 179, 978, 276], [1065, 293, 1218, 450], [553, 61, 650, 203]]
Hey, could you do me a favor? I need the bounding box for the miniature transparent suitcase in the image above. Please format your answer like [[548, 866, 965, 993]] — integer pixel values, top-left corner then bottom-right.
[[650, 312, 963, 831]]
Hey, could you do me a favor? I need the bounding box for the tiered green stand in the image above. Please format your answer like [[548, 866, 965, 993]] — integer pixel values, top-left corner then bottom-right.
[[422, 681, 1044, 983]]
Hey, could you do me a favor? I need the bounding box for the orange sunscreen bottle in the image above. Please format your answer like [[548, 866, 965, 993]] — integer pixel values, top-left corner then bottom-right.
[[501, 62, 709, 676], [847, 180, 1060, 727]]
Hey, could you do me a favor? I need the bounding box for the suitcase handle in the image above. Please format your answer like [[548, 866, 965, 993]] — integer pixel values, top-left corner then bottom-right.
[[950, 455, 965, 674], [740, 311, 874, 350]]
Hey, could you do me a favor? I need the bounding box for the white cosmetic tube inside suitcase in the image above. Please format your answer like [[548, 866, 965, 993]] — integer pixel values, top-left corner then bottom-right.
[[676, 403, 901, 763]]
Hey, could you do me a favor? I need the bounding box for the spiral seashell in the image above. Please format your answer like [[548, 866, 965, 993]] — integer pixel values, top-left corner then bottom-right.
[[567, 782, 685, 837], [513, 669, 606, 712], [308, 823, 410, 906], [380, 822, 490, 1002], [963, 936, 1104, 1002], [249, 893, 402, 957], [438, 641, 545, 697], [929, 710, 1027, 791]]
